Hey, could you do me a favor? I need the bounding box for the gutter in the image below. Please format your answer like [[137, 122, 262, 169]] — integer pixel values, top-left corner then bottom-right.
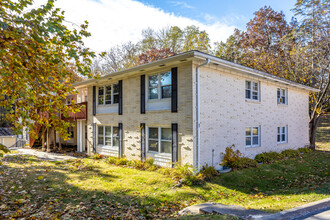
[[195, 58, 210, 171]]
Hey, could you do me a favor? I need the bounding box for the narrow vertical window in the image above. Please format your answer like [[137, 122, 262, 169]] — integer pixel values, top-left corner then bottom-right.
[[246, 126, 260, 147], [277, 126, 287, 143], [245, 80, 259, 101], [98, 87, 104, 105], [277, 88, 287, 104]]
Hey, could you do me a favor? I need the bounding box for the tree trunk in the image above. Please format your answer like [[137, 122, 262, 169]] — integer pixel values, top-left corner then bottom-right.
[[41, 127, 46, 151], [309, 116, 320, 150], [59, 135, 62, 151], [53, 128, 56, 150], [46, 127, 51, 152]]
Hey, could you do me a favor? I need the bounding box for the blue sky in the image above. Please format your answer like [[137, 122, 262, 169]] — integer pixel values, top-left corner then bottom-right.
[[137, 0, 297, 29], [33, 0, 298, 52]]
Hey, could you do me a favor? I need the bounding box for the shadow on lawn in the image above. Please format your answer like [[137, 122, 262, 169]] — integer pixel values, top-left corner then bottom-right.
[[0, 155, 194, 219]]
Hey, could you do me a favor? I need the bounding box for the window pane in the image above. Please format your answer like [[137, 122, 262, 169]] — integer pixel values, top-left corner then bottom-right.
[[113, 94, 119, 104], [282, 134, 286, 142], [253, 127, 258, 135], [245, 81, 251, 89], [148, 140, 158, 152], [98, 137, 104, 145], [245, 127, 251, 136], [253, 82, 258, 91], [98, 87, 104, 95], [252, 91, 258, 100], [105, 95, 112, 104], [113, 137, 119, 147], [98, 126, 104, 137], [149, 128, 158, 139], [113, 127, 118, 136], [105, 86, 111, 104], [282, 97, 285, 104], [277, 127, 280, 134], [161, 86, 172, 98], [161, 128, 171, 140], [149, 75, 158, 88], [277, 135, 281, 142], [105, 137, 111, 146], [160, 72, 171, 86], [161, 141, 171, 153], [245, 89, 251, 99], [149, 88, 158, 99], [253, 136, 259, 145], [105, 126, 111, 137], [277, 89, 281, 98], [113, 84, 119, 93], [246, 137, 251, 146]]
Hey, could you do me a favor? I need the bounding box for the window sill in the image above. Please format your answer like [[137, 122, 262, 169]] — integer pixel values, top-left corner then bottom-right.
[[97, 104, 119, 107], [147, 151, 171, 158], [277, 103, 288, 106], [245, 145, 260, 149], [245, 99, 260, 104], [147, 98, 171, 103], [277, 142, 288, 145], [97, 145, 119, 149]]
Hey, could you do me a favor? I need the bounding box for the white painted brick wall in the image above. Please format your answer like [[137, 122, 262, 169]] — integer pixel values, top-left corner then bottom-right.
[[198, 65, 310, 169]]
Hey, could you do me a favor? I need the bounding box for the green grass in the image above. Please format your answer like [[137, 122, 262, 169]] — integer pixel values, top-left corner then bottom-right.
[[0, 151, 329, 219], [316, 115, 330, 151]]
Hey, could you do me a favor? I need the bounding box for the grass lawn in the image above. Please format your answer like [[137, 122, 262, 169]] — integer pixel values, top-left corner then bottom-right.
[[316, 115, 330, 151], [0, 151, 329, 219]]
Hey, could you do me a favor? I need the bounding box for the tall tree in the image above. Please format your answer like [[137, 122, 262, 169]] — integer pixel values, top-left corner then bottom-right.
[[0, 0, 96, 142], [293, 0, 330, 149], [182, 25, 211, 53], [138, 48, 176, 65]]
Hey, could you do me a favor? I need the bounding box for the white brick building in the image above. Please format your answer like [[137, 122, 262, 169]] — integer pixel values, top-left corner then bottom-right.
[[63, 51, 317, 169]]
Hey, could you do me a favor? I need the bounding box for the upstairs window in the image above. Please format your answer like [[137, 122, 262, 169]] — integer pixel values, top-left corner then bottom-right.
[[277, 89, 287, 104], [277, 126, 287, 143], [245, 81, 259, 101], [246, 126, 260, 147], [148, 71, 172, 100], [98, 84, 119, 105], [148, 127, 172, 154], [97, 125, 119, 147]]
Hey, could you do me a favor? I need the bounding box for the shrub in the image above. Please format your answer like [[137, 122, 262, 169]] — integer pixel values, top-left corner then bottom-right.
[[232, 157, 257, 169], [221, 145, 242, 168], [159, 164, 201, 186], [255, 152, 284, 163], [298, 147, 313, 154], [91, 154, 103, 160], [199, 164, 219, 180], [281, 149, 300, 158], [115, 157, 128, 166], [105, 156, 117, 164]]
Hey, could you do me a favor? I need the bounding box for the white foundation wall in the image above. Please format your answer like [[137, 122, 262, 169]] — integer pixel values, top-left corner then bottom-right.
[[198, 65, 310, 169]]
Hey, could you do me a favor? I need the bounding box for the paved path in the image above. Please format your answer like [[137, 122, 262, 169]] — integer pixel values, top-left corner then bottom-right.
[[179, 197, 330, 220], [5, 147, 80, 161]]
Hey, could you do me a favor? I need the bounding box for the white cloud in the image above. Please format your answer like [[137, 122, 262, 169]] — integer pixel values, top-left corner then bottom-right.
[[168, 1, 195, 9], [32, 0, 236, 52]]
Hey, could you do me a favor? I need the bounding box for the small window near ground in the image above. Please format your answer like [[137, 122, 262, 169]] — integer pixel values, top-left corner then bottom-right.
[[98, 83, 119, 105], [97, 125, 119, 147], [245, 80, 259, 101], [148, 127, 172, 154], [277, 89, 287, 104], [246, 126, 260, 147], [277, 126, 287, 143], [148, 71, 172, 100]]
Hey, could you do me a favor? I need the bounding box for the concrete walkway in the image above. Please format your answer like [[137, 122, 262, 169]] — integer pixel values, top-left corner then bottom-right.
[[5, 147, 80, 161], [179, 197, 330, 220]]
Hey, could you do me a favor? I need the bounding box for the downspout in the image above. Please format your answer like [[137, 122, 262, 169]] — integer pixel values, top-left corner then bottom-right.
[[196, 58, 210, 171]]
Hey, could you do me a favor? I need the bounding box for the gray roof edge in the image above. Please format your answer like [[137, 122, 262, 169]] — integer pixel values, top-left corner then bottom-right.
[[192, 51, 319, 92]]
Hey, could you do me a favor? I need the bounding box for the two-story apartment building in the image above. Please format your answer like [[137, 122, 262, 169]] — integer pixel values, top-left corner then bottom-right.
[[61, 51, 318, 169]]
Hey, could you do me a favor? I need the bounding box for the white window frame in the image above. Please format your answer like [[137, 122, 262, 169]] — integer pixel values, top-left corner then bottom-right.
[[245, 126, 260, 148], [147, 71, 172, 101], [245, 80, 260, 101], [97, 125, 119, 148], [277, 88, 287, 105], [97, 83, 119, 106], [147, 126, 172, 155], [277, 126, 288, 144]]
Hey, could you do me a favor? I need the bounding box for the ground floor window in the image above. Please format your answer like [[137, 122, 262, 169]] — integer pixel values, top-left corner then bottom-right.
[[246, 126, 260, 147], [148, 127, 172, 154], [277, 126, 287, 143], [97, 125, 119, 147]]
